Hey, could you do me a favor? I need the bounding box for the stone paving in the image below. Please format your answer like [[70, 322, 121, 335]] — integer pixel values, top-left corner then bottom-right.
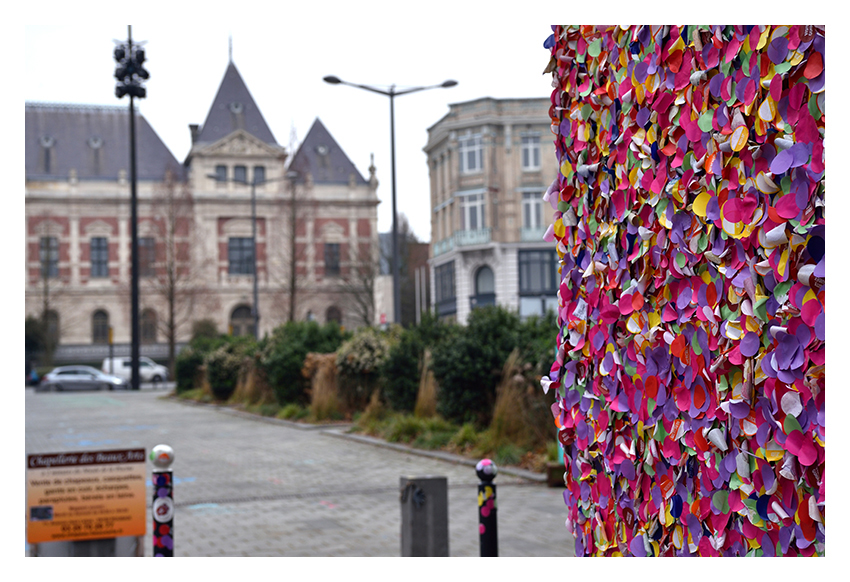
[[25, 387, 576, 557]]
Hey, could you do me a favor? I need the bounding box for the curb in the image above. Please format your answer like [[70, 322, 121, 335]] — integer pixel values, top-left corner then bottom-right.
[[166, 394, 546, 483], [165, 394, 352, 431], [321, 428, 546, 483]]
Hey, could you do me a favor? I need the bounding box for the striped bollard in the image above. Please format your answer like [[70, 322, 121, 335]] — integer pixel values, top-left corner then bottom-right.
[[151, 444, 175, 557], [476, 459, 498, 557]]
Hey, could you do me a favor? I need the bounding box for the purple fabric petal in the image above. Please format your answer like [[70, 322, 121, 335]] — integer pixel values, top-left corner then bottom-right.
[[815, 310, 825, 341], [774, 331, 800, 369], [740, 332, 760, 357], [761, 352, 778, 378], [730, 401, 752, 419], [768, 37, 789, 64], [808, 69, 825, 93], [630, 535, 647, 557], [795, 323, 812, 348], [770, 148, 793, 174], [789, 143, 811, 167]]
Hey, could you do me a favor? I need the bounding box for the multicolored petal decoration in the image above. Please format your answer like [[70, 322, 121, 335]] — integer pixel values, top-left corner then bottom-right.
[[542, 25, 825, 557]]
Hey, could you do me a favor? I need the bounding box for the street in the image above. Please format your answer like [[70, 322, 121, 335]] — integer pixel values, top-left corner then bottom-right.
[[25, 387, 576, 557]]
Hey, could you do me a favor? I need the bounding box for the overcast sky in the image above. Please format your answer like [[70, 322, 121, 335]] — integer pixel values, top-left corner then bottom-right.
[[24, 12, 555, 242]]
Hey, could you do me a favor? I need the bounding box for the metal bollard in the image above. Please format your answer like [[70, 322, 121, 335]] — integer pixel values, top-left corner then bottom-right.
[[150, 444, 175, 557], [400, 476, 449, 556], [476, 459, 498, 557]]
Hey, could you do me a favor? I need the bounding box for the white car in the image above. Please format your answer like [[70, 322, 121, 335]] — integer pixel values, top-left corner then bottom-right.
[[101, 356, 169, 384], [38, 366, 128, 392]]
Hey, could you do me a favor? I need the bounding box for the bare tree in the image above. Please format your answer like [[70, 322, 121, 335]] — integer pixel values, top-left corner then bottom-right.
[[381, 213, 422, 327], [141, 169, 219, 377], [340, 239, 378, 328], [267, 141, 314, 324], [26, 211, 77, 367]]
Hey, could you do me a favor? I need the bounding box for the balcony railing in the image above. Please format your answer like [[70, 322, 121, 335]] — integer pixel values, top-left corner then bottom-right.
[[433, 237, 455, 257], [433, 228, 492, 257], [454, 228, 491, 247], [520, 226, 548, 242]]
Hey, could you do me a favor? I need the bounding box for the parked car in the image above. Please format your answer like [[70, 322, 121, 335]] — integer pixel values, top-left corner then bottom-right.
[[101, 356, 169, 384], [38, 366, 128, 392]]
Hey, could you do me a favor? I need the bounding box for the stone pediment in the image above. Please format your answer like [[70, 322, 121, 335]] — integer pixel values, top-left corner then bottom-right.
[[84, 219, 114, 237], [34, 219, 64, 237], [321, 221, 345, 242], [197, 130, 283, 159], [222, 217, 254, 237]]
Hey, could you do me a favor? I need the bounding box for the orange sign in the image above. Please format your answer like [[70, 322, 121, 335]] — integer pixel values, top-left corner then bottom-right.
[[26, 449, 147, 544]]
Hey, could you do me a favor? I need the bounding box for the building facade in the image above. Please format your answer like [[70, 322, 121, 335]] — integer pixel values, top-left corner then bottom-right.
[[425, 97, 559, 324], [25, 59, 379, 364]]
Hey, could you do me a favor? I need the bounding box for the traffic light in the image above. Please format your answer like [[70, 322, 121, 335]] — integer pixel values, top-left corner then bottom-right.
[[114, 42, 149, 100]]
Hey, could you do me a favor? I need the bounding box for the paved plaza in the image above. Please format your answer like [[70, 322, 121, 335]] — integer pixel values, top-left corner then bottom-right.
[[25, 387, 576, 557]]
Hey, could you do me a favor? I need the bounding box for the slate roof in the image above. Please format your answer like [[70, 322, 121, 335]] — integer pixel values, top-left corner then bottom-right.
[[194, 62, 278, 147], [25, 102, 182, 181], [288, 118, 367, 185]]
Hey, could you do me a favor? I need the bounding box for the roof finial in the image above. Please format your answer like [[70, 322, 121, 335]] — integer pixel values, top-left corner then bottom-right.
[[229, 35, 233, 62]]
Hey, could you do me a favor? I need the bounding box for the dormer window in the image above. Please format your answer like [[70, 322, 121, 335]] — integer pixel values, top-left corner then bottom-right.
[[88, 136, 103, 175], [229, 102, 243, 114], [40, 135, 55, 174], [316, 145, 330, 169]]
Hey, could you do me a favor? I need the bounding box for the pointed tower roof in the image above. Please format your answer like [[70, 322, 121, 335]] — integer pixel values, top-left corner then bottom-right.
[[288, 118, 367, 185], [195, 62, 278, 146]]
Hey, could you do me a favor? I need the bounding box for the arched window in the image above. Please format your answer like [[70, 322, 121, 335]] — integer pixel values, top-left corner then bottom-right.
[[92, 310, 109, 344], [326, 306, 342, 325], [141, 309, 157, 344], [471, 265, 496, 310], [475, 265, 495, 295], [230, 305, 254, 337]]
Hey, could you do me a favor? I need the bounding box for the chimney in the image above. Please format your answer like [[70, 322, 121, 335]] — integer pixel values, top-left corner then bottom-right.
[[189, 124, 200, 144]]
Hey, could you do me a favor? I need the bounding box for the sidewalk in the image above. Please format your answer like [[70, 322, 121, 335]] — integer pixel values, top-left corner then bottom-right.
[[25, 389, 575, 557]]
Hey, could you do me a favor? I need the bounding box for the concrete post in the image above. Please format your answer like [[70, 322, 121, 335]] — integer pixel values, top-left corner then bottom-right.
[[400, 476, 449, 556]]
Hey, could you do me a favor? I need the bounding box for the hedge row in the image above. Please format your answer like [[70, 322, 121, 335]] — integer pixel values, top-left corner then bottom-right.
[[176, 306, 557, 428]]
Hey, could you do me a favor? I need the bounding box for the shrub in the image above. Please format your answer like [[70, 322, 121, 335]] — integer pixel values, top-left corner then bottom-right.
[[517, 310, 558, 377], [259, 321, 348, 406], [174, 346, 204, 394], [381, 313, 457, 413], [303, 352, 342, 421], [384, 414, 427, 443], [205, 345, 244, 400], [204, 336, 256, 401], [336, 327, 394, 411], [431, 306, 522, 426], [277, 403, 309, 420], [191, 319, 220, 341], [175, 327, 234, 393], [380, 328, 423, 413], [449, 423, 479, 451], [414, 349, 438, 418]]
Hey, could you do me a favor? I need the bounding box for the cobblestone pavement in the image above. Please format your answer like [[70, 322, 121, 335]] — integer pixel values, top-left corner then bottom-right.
[[25, 388, 576, 557]]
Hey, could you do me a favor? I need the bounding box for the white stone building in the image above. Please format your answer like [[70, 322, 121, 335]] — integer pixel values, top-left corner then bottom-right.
[[425, 97, 559, 324], [25, 59, 379, 364]]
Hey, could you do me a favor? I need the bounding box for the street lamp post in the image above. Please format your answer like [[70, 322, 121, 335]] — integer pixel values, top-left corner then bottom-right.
[[114, 26, 149, 390], [208, 172, 293, 340], [322, 76, 457, 325]]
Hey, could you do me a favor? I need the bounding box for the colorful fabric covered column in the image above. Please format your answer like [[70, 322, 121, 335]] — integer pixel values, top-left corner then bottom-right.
[[541, 25, 825, 557]]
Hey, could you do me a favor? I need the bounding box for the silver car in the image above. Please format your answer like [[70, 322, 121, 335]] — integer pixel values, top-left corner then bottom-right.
[[37, 366, 128, 392]]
